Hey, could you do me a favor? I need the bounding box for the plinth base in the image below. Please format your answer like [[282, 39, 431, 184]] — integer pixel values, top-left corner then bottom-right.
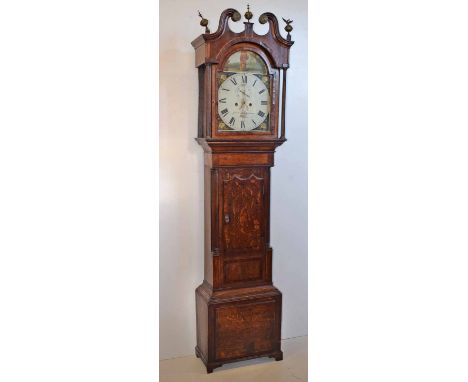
[[195, 281, 283, 373]]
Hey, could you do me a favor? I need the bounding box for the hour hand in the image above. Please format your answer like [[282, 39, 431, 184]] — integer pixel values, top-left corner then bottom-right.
[[239, 90, 250, 98]]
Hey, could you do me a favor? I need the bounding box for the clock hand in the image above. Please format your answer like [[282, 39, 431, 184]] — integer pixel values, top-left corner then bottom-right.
[[239, 90, 250, 98]]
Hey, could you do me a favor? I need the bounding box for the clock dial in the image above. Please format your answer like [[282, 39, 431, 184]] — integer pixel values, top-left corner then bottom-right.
[[217, 73, 270, 131]]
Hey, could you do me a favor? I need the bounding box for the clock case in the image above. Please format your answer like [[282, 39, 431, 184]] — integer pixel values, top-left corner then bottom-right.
[[191, 8, 293, 373]]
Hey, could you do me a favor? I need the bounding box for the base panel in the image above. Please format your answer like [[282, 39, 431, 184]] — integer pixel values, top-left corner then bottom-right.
[[195, 282, 282, 373]]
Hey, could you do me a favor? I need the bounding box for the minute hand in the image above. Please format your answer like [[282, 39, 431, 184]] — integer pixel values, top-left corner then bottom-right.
[[239, 90, 250, 98]]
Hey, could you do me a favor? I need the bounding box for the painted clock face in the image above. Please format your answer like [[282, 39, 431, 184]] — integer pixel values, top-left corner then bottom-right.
[[217, 73, 270, 131], [217, 50, 271, 133]]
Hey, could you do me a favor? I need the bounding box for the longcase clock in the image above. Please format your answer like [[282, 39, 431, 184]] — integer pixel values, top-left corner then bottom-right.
[[191, 6, 294, 373]]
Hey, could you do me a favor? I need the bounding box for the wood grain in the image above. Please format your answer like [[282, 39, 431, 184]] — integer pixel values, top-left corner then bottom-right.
[[193, 8, 293, 373]]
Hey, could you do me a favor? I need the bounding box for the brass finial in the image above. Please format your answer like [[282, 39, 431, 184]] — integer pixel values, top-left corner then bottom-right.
[[244, 4, 253, 22], [282, 17, 293, 40], [198, 11, 210, 33]]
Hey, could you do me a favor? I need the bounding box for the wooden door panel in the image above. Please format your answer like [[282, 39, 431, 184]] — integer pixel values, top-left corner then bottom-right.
[[221, 168, 266, 254]]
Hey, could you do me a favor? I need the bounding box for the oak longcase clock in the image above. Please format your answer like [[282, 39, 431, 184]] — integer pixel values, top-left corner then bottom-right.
[[191, 6, 294, 373]]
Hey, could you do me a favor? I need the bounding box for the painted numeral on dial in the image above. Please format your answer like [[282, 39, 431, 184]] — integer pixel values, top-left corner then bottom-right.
[[229, 117, 235, 126], [257, 111, 265, 118], [261, 100, 268, 105], [242, 75, 247, 84], [230, 77, 237, 85], [259, 89, 266, 94], [241, 121, 245, 130], [221, 108, 229, 116], [219, 98, 226, 103]]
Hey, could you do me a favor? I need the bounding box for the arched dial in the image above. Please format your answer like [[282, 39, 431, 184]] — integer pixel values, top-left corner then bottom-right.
[[217, 73, 270, 131]]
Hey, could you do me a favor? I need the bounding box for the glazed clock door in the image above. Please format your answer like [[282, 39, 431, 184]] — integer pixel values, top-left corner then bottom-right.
[[220, 167, 268, 287]]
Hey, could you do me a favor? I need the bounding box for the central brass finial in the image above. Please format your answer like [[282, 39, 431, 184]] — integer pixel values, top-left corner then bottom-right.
[[244, 4, 253, 22]]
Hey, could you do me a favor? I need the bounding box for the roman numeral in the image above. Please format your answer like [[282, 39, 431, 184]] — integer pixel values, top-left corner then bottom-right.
[[221, 108, 228, 116], [219, 98, 226, 103], [258, 111, 265, 118], [241, 121, 245, 130], [221, 88, 230, 91], [253, 79, 257, 86], [230, 77, 237, 85], [252, 119, 257, 126], [242, 75, 247, 84], [229, 117, 235, 126], [259, 89, 266, 94], [261, 101, 268, 105]]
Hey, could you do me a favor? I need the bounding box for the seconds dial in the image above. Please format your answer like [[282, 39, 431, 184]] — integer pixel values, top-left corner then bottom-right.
[[217, 73, 270, 131]]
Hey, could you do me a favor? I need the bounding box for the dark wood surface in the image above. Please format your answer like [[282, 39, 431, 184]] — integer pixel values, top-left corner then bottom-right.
[[192, 8, 293, 373]]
